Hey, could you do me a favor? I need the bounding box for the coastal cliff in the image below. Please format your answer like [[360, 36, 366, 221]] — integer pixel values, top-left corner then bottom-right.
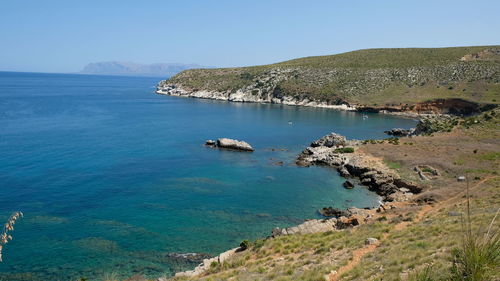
[[157, 46, 500, 114], [156, 78, 355, 111]]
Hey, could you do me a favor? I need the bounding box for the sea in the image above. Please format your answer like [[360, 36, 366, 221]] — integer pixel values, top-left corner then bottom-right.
[[0, 71, 417, 280]]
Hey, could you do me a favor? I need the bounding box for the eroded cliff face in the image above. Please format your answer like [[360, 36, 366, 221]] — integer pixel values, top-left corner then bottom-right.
[[156, 69, 356, 110]]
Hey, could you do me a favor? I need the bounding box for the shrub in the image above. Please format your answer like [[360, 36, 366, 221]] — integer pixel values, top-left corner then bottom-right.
[[334, 147, 355, 153], [450, 180, 500, 281], [385, 137, 400, 145], [210, 261, 220, 268], [450, 212, 499, 281], [240, 240, 251, 250]]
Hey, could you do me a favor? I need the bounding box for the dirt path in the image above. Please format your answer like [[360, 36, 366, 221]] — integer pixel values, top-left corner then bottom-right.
[[328, 176, 497, 281]]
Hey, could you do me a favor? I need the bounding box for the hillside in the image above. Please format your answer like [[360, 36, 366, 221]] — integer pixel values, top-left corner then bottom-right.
[[81, 61, 207, 77], [158, 46, 500, 113]]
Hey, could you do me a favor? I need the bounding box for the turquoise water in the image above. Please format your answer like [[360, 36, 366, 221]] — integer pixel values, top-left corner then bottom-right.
[[0, 71, 417, 280]]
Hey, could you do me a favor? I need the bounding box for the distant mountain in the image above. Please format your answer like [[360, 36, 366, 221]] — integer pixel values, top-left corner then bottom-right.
[[80, 61, 207, 77]]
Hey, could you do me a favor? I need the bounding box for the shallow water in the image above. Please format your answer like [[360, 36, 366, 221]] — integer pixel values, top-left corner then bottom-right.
[[0, 71, 417, 280]]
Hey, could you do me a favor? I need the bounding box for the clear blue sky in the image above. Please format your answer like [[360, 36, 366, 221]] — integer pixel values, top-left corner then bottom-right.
[[1, 0, 499, 73]]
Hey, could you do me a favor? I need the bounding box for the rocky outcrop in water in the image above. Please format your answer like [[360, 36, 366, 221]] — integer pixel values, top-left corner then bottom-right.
[[205, 138, 254, 151], [217, 138, 254, 151]]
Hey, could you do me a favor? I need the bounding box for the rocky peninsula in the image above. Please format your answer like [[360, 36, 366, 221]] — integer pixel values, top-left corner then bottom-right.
[[157, 46, 499, 116]]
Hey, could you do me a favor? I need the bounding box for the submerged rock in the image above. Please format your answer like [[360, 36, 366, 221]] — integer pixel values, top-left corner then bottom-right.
[[205, 139, 216, 146], [343, 180, 355, 189]]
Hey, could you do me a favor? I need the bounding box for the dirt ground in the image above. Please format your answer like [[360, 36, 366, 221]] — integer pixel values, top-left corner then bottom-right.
[[359, 127, 499, 203]]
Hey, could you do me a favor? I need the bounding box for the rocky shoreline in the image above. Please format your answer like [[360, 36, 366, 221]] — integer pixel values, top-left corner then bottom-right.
[[156, 84, 357, 111], [172, 132, 423, 278], [296, 133, 422, 201], [155, 83, 490, 118]]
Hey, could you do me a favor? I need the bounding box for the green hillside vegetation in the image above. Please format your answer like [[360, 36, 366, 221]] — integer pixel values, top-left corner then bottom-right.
[[165, 46, 500, 106]]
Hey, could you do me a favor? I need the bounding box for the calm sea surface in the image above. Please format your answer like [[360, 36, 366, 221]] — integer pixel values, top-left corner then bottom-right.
[[0, 72, 417, 280]]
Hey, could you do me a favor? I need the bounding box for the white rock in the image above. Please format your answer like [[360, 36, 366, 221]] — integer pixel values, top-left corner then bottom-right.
[[217, 138, 254, 151]]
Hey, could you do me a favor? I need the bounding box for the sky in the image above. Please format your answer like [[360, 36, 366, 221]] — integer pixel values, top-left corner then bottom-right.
[[1, 0, 499, 73]]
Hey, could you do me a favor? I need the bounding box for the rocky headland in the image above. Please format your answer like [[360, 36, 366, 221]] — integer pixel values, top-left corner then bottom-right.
[[295, 133, 422, 203], [156, 46, 499, 116]]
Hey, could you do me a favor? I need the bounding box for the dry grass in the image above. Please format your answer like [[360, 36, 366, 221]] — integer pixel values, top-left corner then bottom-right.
[[0, 211, 23, 262]]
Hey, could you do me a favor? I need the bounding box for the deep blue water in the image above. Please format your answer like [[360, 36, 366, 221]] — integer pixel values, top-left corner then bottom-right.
[[0, 71, 417, 280]]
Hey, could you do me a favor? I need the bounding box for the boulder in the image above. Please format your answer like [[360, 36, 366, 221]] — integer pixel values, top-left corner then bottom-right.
[[343, 180, 355, 189], [384, 128, 415, 137], [338, 166, 351, 177], [276, 218, 338, 235], [415, 192, 443, 204], [216, 138, 254, 151], [272, 227, 283, 237], [318, 207, 350, 217], [347, 207, 372, 217], [296, 146, 346, 167], [393, 178, 422, 193], [365, 237, 379, 245], [386, 191, 413, 202], [310, 133, 347, 148], [336, 217, 359, 229]]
